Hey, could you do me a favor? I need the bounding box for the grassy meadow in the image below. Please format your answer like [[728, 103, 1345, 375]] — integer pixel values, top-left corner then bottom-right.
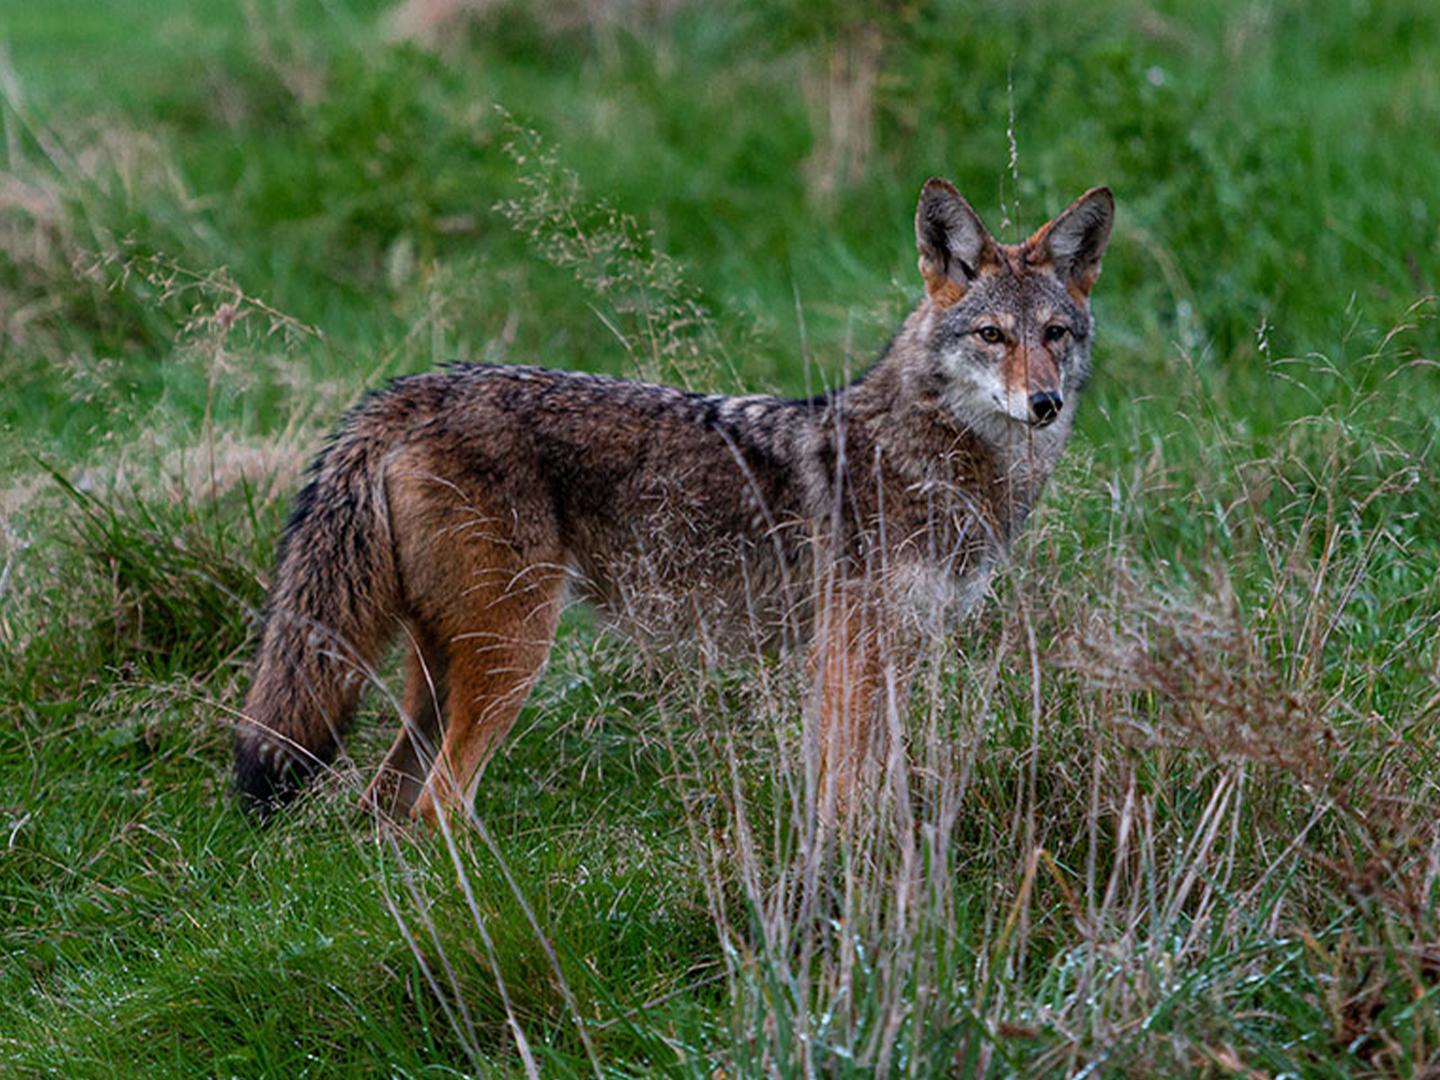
[[2, 0, 1438, 1075]]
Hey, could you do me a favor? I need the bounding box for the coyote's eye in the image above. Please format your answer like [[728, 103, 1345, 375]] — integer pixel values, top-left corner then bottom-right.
[[1044, 324, 1070, 343], [975, 326, 1004, 345]]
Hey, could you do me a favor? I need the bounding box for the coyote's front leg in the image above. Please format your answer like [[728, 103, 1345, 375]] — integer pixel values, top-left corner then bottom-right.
[[811, 587, 894, 822]]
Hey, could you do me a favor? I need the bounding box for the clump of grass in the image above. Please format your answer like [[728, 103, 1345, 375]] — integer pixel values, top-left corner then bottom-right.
[[5, 241, 319, 698], [29, 465, 274, 691]]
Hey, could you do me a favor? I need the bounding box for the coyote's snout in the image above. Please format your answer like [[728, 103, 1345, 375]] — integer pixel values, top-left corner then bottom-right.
[[235, 177, 1114, 826]]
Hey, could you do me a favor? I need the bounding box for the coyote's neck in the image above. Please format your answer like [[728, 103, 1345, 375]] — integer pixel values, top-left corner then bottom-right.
[[836, 305, 1073, 543]]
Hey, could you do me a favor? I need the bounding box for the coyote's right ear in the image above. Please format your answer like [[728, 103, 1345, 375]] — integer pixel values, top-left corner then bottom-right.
[[915, 178, 996, 307]]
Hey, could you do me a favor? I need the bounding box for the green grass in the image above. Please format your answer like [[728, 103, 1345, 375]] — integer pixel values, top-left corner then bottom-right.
[[2, 0, 1438, 1075]]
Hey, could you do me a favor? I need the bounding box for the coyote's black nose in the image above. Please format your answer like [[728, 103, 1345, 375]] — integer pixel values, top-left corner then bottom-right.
[[1029, 392, 1063, 426]]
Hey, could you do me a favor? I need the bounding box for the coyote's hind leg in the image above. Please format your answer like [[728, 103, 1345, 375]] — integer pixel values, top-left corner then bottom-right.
[[361, 627, 448, 821], [410, 566, 567, 828]]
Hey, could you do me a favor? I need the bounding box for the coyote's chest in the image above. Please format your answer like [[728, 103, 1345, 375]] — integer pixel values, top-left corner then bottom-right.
[[864, 432, 1060, 634], [875, 477, 1006, 634]]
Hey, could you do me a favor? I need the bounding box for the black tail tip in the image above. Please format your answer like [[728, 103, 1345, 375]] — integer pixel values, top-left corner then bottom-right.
[[233, 734, 323, 821]]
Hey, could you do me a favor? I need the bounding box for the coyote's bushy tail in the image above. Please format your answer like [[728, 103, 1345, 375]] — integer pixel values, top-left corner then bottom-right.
[[235, 407, 404, 816]]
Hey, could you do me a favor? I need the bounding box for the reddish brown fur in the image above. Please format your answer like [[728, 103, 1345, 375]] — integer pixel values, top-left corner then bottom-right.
[[1002, 342, 1062, 400], [923, 270, 968, 308]]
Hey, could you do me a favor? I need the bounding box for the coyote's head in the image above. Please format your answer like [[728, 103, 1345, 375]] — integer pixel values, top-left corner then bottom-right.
[[911, 179, 1113, 437]]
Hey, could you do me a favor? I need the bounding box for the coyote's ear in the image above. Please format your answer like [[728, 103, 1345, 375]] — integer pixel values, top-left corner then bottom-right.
[[1029, 186, 1114, 298], [915, 178, 996, 307]]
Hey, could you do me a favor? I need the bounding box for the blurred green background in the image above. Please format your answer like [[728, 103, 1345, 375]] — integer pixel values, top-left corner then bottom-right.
[[3, 0, 1437, 471]]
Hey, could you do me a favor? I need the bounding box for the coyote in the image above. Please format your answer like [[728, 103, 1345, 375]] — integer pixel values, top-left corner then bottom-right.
[[235, 178, 1114, 825]]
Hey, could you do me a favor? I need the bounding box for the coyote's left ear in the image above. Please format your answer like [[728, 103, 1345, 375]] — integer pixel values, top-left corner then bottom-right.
[[1029, 187, 1114, 298]]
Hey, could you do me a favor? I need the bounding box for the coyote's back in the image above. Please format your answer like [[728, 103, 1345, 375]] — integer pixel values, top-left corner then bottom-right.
[[235, 177, 1114, 825]]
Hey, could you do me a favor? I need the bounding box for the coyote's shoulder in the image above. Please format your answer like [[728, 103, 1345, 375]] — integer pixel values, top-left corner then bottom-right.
[[236, 178, 1114, 826]]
